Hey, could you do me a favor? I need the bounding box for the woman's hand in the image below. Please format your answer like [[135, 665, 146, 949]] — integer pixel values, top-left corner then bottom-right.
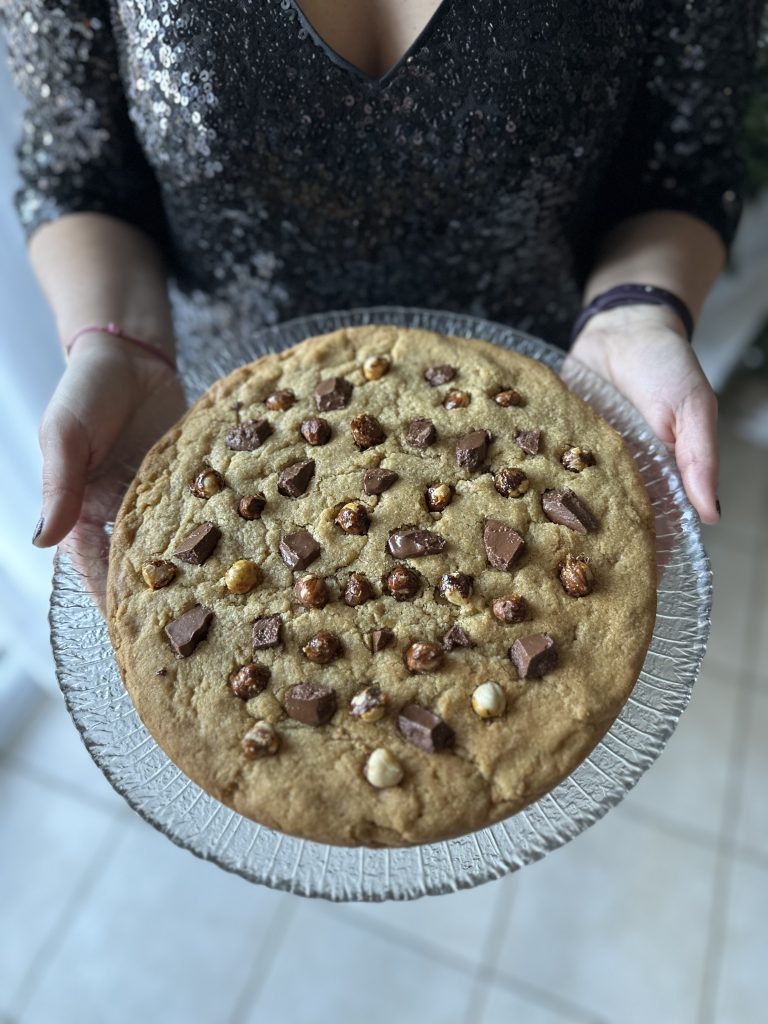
[[33, 335, 187, 611], [564, 305, 721, 525]]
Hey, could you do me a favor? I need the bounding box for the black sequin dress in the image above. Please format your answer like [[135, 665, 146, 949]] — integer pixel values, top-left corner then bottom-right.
[[1, 1, 764, 349]]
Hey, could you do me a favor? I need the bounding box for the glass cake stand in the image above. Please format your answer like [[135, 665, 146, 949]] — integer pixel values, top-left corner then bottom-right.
[[49, 306, 712, 901]]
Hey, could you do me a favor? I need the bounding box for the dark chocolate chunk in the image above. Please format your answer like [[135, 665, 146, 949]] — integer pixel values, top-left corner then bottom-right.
[[252, 614, 282, 651], [541, 488, 598, 533], [350, 414, 386, 450], [407, 418, 437, 448], [173, 522, 221, 565], [508, 633, 558, 679], [483, 519, 525, 571], [277, 459, 315, 498], [315, 377, 353, 412], [363, 467, 399, 495], [284, 682, 337, 726], [279, 529, 321, 570], [456, 429, 490, 472], [397, 703, 455, 752], [164, 604, 213, 658], [300, 417, 332, 446], [370, 627, 395, 652], [386, 526, 446, 558], [515, 429, 541, 456], [424, 364, 456, 387], [226, 419, 272, 451], [442, 624, 474, 651]]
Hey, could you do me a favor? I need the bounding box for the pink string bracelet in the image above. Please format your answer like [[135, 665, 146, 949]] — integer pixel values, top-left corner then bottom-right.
[[65, 322, 177, 372]]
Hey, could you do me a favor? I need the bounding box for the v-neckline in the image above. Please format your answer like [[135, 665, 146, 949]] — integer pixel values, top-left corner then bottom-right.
[[286, 0, 454, 88]]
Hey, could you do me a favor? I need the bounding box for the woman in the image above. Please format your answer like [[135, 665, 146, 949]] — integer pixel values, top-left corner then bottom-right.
[[2, 0, 763, 576]]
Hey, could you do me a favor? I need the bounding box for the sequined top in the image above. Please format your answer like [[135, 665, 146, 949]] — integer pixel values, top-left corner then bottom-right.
[[1, 1, 763, 348]]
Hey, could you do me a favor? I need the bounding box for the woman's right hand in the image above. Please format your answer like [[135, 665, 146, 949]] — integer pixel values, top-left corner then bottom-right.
[[33, 335, 187, 612]]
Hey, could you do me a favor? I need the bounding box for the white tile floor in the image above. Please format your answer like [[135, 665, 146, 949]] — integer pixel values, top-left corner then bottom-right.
[[1, 409, 766, 1024]]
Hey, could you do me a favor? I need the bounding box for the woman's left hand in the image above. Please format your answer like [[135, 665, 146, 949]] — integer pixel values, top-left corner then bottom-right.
[[564, 304, 721, 525]]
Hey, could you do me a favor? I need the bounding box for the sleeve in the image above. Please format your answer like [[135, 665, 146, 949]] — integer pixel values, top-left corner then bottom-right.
[[0, 0, 167, 246], [586, 0, 766, 256]]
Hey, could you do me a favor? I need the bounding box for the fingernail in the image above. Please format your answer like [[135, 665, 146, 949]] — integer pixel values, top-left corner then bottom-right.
[[716, 497, 722, 517], [32, 516, 44, 546]]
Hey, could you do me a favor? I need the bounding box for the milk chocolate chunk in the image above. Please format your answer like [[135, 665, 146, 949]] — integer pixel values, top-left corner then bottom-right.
[[515, 429, 541, 456], [173, 522, 221, 565], [456, 429, 490, 472], [363, 467, 399, 495], [277, 459, 315, 498], [424, 364, 456, 386], [541, 488, 598, 534], [370, 627, 395, 652], [226, 418, 272, 451], [279, 529, 321, 570], [397, 704, 455, 752], [252, 614, 282, 651], [442, 624, 474, 651], [315, 376, 353, 411], [407, 418, 437, 448], [164, 604, 213, 658], [509, 633, 558, 679], [284, 682, 337, 726], [386, 526, 446, 558], [483, 519, 525, 571]]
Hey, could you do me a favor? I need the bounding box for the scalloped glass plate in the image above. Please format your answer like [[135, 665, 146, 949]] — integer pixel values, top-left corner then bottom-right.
[[50, 306, 711, 901]]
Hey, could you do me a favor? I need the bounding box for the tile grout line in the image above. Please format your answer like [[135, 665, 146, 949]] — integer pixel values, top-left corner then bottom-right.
[[461, 878, 517, 1024], [226, 895, 299, 1024]]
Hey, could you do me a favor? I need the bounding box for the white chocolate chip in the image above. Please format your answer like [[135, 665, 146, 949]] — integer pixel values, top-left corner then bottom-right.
[[364, 747, 403, 788], [471, 681, 506, 719], [224, 559, 262, 594]]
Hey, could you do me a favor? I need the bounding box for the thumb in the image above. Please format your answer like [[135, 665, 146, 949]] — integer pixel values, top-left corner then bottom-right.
[[672, 382, 720, 525]]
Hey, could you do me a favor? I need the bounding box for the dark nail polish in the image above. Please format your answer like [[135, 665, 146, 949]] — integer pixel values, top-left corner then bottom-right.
[[715, 498, 722, 517], [32, 516, 44, 545]]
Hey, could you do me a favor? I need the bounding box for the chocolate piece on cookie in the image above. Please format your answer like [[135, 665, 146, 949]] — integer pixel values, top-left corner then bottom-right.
[[279, 529, 321, 569], [173, 522, 221, 565], [278, 459, 315, 498], [515, 429, 541, 456], [483, 519, 525, 571], [407, 418, 437, 448], [300, 417, 332, 446], [509, 634, 558, 679], [315, 377, 353, 411], [442, 624, 474, 650], [252, 614, 282, 651], [370, 627, 395, 652], [386, 526, 446, 558], [363, 467, 398, 495], [284, 682, 338, 725], [424, 364, 456, 386], [164, 605, 213, 658], [541, 488, 598, 533], [397, 704, 455, 752], [226, 419, 272, 451], [456, 429, 490, 472]]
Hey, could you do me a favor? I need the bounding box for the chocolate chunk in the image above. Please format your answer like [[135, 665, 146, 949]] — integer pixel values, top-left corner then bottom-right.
[[279, 529, 321, 570], [164, 605, 213, 658], [515, 429, 541, 456], [226, 419, 272, 451], [300, 417, 332, 446], [424, 364, 456, 387], [483, 519, 525, 571], [315, 376, 353, 412], [173, 522, 221, 565], [456, 429, 490, 472], [442, 624, 474, 651], [252, 614, 282, 651], [397, 703, 455, 752], [277, 459, 315, 498], [509, 633, 558, 679], [370, 627, 395, 653], [284, 682, 337, 726], [407, 418, 437, 448], [363, 467, 399, 495], [386, 526, 446, 558], [541, 488, 598, 534]]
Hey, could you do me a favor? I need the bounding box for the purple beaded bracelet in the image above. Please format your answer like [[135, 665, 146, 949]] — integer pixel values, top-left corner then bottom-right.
[[569, 284, 695, 345]]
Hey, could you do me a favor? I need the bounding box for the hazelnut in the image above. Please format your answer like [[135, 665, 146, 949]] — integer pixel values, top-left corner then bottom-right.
[[558, 553, 594, 597], [492, 595, 528, 623], [141, 559, 177, 591], [190, 468, 224, 499], [364, 747, 403, 788], [385, 565, 421, 601], [437, 572, 474, 605], [302, 630, 343, 664], [224, 559, 262, 594], [344, 573, 376, 607], [405, 641, 443, 673], [242, 721, 280, 759], [265, 388, 296, 411], [363, 354, 391, 381], [561, 446, 596, 472], [238, 493, 266, 519], [294, 575, 330, 609], [471, 681, 506, 719], [350, 413, 386, 450], [336, 500, 370, 535], [425, 483, 453, 512], [444, 389, 471, 410], [493, 387, 523, 407], [349, 684, 388, 722], [300, 417, 331, 446], [229, 663, 270, 700], [494, 467, 530, 498]]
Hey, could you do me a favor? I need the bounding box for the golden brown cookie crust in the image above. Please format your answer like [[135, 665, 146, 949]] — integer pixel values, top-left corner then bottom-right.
[[107, 326, 656, 847]]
